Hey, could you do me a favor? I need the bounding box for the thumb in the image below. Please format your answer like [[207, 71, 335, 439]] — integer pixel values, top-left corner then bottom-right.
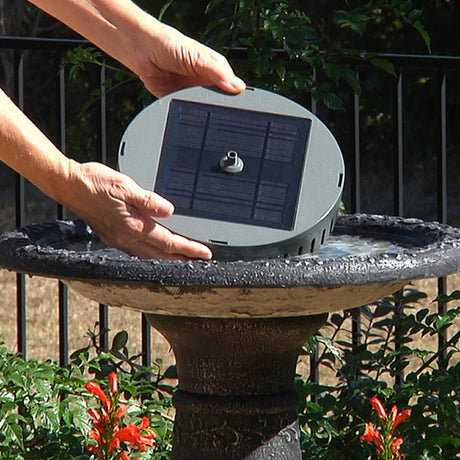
[[202, 51, 246, 94]]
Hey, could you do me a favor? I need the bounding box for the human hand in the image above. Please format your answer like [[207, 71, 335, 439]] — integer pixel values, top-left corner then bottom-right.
[[22, 1, 242, 258], [132, 20, 246, 98], [28, 0, 245, 98], [66, 161, 213, 260]]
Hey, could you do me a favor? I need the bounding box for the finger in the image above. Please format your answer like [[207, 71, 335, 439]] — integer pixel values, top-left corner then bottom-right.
[[144, 221, 213, 260], [217, 76, 247, 94], [120, 240, 189, 260], [143, 71, 245, 99], [202, 52, 246, 94], [123, 231, 212, 260], [105, 217, 213, 260], [126, 184, 175, 219], [113, 211, 213, 260], [184, 44, 245, 94]]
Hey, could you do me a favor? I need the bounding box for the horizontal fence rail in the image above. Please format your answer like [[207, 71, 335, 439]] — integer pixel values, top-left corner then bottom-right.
[[0, 36, 459, 380]]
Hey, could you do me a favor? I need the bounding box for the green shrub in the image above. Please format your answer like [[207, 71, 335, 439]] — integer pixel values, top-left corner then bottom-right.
[[297, 289, 460, 459], [0, 331, 173, 459]]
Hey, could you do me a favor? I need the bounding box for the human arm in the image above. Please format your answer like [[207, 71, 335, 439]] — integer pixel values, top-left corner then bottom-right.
[[14, 0, 245, 259], [27, 0, 246, 97], [0, 89, 212, 259]]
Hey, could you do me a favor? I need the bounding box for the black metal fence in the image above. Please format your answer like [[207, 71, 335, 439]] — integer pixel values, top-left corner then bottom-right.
[[1, 36, 459, 373]]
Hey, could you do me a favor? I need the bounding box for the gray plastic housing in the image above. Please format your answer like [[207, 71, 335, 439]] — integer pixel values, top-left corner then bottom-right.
[[118, 86, 344, 260]]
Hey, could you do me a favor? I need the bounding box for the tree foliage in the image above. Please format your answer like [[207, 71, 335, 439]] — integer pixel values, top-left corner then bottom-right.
[[0, 1, 459, 224]]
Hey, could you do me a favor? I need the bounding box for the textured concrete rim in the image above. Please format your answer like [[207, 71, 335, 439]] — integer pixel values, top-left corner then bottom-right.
[[0, 214, 458, 288]]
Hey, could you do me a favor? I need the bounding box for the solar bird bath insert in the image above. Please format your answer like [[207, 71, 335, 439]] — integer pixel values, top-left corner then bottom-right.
[[1, 88, 459, 459]]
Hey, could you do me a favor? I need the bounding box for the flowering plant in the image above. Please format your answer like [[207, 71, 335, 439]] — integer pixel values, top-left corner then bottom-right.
[[361, 396, 411, 460], [85, 372, 155, 460]]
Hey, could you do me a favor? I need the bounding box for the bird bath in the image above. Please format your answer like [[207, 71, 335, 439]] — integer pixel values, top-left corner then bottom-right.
[[0, 213, 459, 459]]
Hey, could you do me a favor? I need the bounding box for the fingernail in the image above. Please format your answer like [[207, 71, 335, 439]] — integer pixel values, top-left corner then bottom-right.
[[195, 243, 212, 260], [201, 247, 213, 260], [228, 76, 246, 92], [160, 199, 175, 216]]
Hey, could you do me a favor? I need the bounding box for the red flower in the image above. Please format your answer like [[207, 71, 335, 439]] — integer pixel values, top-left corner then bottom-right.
[[361, 423, 384, 451], [370, 396, 387, 420], [115, 453, 131, 460], [362, 397, 411, 460], [88, 407, 102, 423], [392, 437, 403, 452], [108, 418, 154, 453], [109, 371, 119, 395], [391, 437, 404, 460], [86, 381, 111, 412], [87, 443, 103, 459], [392, 408, 411, 431], [85, 373, 155, 459], [115, 405, 128, 420], [88, 428, 102, 444]]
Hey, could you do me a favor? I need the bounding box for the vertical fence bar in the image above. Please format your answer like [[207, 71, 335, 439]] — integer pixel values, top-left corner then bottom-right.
[[393, 69, 405, 386], [308, 69, 319, 387], [58, 283, 69, 365], [394, 70, 404, 217], [98, 63, 110, 352], [350, 78, 362, 365], [310, 68, 317, 115], [351, 74, 361, 214], [142, 314, 152, 374], [437, 72, 447, 226], [56, 56, 70, 366], [14, 49, 27, 358], [437, 72, 448, 357]]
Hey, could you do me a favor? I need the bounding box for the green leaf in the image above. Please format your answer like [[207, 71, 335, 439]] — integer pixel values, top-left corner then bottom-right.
[[373, 303, 394, 317], [408, 20, 431, 54], [163, 365, 177, 379], [111, 330, 129, 351], [330, 313, 345, 327], [69, 346, 90, 360], [205, 0, 226, 15], [369, 58, 396, 76], [436, 290, 460, 307], [3, 413, 25, 449], [9, 371, 26, 388], [315, 91, 344, 110], [334, 9, 371, 38], [158, 0, 174, 21], [271, 59, 286, 81], [416, 308, 429, 322]]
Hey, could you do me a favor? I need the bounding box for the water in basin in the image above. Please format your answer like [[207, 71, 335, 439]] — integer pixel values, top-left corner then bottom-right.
[[48, 232, 410, 261]]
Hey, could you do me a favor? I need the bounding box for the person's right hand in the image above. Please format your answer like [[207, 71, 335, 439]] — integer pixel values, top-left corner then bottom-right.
[[130, 20, 246, 98], [65, 161, 213, 260]]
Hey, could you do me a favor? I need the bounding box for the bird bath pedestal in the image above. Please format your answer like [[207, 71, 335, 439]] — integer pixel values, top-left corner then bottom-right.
[[0, 214, 459, 459]]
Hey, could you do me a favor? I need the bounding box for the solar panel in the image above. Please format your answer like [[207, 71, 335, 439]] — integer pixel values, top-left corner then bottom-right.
[[118, 86, 344, 260], [155, 100, 311, 230]]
